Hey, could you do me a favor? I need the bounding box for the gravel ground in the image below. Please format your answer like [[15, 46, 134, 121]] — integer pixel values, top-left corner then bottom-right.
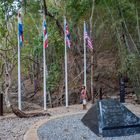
[[0, 104, 90, 140], [0, 103, 140, 140], [37, 113, 140, 140], [0, 116, 48, 140]]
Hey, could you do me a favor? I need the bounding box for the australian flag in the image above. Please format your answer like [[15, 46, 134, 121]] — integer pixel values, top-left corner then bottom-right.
[[18, 12, 23, 46]]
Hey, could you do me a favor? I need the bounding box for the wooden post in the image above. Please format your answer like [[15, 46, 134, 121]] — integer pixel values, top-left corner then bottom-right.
[[0, 93, 3, 116], [91, 49, 94, 103], [99, 87, 103, 100]]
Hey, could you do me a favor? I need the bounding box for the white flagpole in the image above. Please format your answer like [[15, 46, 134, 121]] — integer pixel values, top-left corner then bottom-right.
[[43, 43, 47, 110], [18, 14, 21, 110], [18, 30, 21, 110], [84, 21, 87, 88], [43, 17, 47, 110], [43, 16, 47, 110], [64, 17, 68, 107]]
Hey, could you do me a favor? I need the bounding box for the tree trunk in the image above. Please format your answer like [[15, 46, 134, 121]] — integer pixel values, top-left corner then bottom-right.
[[5, 72, 11, 108], [4, 63, 50, 118], [10, 105, 51, 118]]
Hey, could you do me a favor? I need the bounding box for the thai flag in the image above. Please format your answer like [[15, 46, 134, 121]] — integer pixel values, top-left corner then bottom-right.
[[43, 18, 48, 48], [84, 24, 93, 49], [65, 22, 70, 48], [18, 13, 23, 46]]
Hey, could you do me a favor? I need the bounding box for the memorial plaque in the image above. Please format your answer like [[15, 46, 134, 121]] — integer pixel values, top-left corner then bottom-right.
[[81, 99, 140, 137], [119, 77, 125, 103]]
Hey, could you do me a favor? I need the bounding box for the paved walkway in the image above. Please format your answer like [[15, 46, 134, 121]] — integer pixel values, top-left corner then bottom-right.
[[24, 104, 92, 140], [24, 103, 140, 140]]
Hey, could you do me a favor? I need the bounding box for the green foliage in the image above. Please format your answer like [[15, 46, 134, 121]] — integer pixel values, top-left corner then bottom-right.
[[0, 6, 6, 38], [19, 0, 65, 92], [66, 0, 93, 23], [120, 53, 140, 85], [0, 0, 140, 96], [47, 63, 61, 91]]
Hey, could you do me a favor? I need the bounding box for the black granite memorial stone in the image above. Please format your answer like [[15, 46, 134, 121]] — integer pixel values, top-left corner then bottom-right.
[[81, 99, 140, 137]]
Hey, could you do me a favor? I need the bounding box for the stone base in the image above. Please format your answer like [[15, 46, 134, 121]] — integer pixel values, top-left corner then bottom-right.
[[81, 99, 140, 137]]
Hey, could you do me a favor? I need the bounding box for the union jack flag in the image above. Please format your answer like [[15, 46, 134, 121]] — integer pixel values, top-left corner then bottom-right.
[[65, 22, 70, 48], [84, 24, 93, 49], [43, 17, 48, 48], [18, 12, 23, 46]]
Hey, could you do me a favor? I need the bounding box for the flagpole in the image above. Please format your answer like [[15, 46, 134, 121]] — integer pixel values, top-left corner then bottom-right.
[[43, 24, 47, 111], [84, 21, 87, 88], [17, 12, 22, 110], [18, 30, 21, 110], [64, 16, 68, 107]]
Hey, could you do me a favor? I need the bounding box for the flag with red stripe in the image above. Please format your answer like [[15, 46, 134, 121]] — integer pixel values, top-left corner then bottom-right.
[[43, 17, 48, 48], [84, 24, 93, 49], [65, 21, 70, 48]]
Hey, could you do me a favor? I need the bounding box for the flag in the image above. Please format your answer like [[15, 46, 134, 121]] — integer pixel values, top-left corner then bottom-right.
[[18, 12, 23, 46], [65, 22, 70, 48], [43, 17, 48, 48], [84, 24, 93, 49]]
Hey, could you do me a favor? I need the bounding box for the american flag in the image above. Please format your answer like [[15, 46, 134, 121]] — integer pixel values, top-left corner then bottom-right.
[[65, 22, 70, 48], [43, 17, 48, 48], [84, 25, 93, 49], [18, 12, 23, 46]]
